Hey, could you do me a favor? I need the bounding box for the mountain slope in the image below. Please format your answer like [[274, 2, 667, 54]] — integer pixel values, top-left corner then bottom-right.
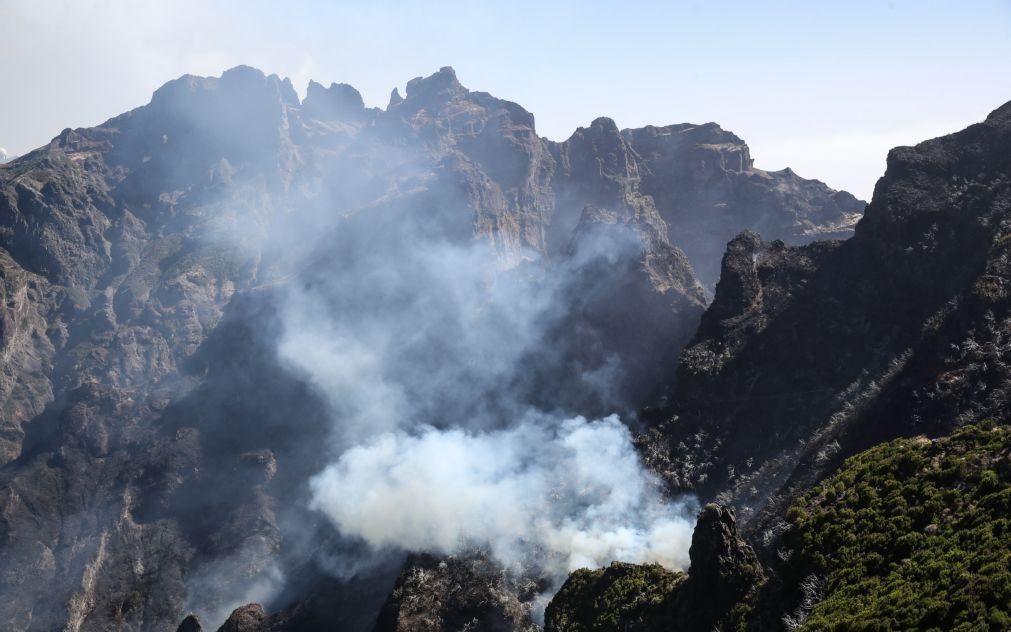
[[543, 98, 1011, 632], [644, 99, 1011, 537], [0, 66, 858, 631], [550, 424, 1011, 631]]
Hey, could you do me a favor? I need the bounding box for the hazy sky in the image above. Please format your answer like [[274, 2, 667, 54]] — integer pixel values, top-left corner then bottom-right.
[[2, 0, 1010, 198]]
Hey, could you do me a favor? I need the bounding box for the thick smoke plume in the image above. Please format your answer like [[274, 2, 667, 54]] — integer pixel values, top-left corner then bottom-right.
[[267, 195, 698, 589], [173, 72, 702, 618], [309, 415, 695, 579]]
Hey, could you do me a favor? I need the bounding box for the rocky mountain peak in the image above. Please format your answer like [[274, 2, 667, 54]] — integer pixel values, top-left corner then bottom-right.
[[388, 87, 404, 108], [623, 121, 753, 174], [221, 65, 293, 98], [303, 80, 366, 122], [986, 99, 1011, 125], [151, 65, 299, 109], [404, 65, 465, 102], [588, 116, 620, 133], [0, 64, 869, 632], [125, 65, 299, 183], [563, 117, 625, 156], [146, 64, 297, 113], [702, 230, 765, 322]]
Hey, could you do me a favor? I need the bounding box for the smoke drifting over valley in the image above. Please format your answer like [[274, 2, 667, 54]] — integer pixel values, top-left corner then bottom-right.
[[6, 0, 1011, 626], [310, 416, 695, 579], [0, 63, 867, 631], [259, 150, 700, 609]]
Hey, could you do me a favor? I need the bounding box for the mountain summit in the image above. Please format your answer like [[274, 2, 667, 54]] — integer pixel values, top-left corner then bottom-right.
[[0, 66, 863, 631]]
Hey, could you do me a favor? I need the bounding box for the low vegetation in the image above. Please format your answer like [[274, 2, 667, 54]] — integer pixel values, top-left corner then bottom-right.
[[548, 423, 1011, 631], [784, 423, 1011, 631], [544, 563, 685, 631]]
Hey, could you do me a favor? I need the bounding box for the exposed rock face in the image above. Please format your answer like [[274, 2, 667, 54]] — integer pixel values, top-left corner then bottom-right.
[[622, 123, 864, 287], [374, 554, 540, 632], [686, 504, 764, 599], [214, 554, 541, 632], [666, 504, 765, 631], [0, 64, 859, 631], [0, 250, 57, 462], [546, 99, 1011, 631], [547, 119, 863, 289], [217, 603, 267, 632], [645, 99, 1011, 539], [302, 81, 368, 123], [176, 614, 203, 632]]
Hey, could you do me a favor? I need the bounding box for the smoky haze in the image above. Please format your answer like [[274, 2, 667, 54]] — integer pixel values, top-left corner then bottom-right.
[[0, 60, 862, 631], [140, 66, 706, 626], [254, 152, 698, 618]]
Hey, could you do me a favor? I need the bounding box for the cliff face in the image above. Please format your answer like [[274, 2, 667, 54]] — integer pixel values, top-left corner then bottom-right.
[[644, 100, 1011, 537], [0, 66, 858, 631], [622, 123, 864, 288], [372, 554, 540, 632], [545, 101, 1011, 632]]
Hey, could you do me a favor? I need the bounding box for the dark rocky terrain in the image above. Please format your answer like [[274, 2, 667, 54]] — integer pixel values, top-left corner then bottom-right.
[[643, 98, 1011, 534], [0, 64, 872, 631], [575, 100, 1011, 629]]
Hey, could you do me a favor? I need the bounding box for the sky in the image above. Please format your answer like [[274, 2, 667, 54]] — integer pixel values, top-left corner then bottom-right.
[[1, 0, 1010, 199]]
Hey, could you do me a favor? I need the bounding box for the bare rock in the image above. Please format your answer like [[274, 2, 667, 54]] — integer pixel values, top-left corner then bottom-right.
[[374, 554, 539, 632], [177, 614, 203, 632], [217, 603, 267, 632]]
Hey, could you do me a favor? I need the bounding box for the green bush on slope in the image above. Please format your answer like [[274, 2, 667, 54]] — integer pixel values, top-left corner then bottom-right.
[[547, 424, 1011, 631], [544, 563, 686, 632], [785, 423, 1011, 631]]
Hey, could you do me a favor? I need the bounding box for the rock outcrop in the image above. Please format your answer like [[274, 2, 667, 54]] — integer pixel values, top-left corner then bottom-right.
[[666, 504, 765, 630], [686, 504, 764, 600], [374, 554, 540, 632], [622, 123, 864, 287], [217, 603, 267, 632], [177, 614, 204, 632], [545, 504, 764, 632]]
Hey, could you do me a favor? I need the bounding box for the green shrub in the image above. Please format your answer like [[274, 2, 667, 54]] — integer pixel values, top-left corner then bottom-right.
[[784, 425, 1011, 631], [545, 563, 685, 632]]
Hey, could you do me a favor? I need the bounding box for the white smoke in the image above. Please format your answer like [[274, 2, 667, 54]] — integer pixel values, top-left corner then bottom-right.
[[273, 238, 550, 444], [308, 414, 695, 580], [0, 147, 8, 162], [174, 87, 706, 605], [273, 222, 642, 448], [270, 211, 699, 590]]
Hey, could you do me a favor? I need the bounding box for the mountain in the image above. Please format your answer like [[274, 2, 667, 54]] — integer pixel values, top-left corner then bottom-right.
[[542, 101, 1011, 630], [0, 66, 860, 631], [642, 99, 1011, 533], [174, 86, 1011, 630]]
